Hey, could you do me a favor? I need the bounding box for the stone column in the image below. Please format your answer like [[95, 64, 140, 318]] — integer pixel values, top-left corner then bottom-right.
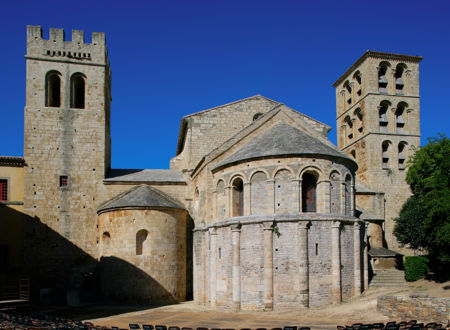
[[353, 222, 361, 296], [225, 186, 231, 218], [363, 221, 369, 291], [298, 221, 310, 307], [298, 179, 303, 212], [231, 224, 241, 311], [263, 221, 274, 310], [340, 181, 346, 215], [209, 227, 217, 307], [331, 220, 341, 304], [243, 182, 251, 216], [350, 183, 355, 216]]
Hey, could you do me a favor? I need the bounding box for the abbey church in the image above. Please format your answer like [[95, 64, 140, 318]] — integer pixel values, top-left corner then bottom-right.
[[0, 26, 421, 309]]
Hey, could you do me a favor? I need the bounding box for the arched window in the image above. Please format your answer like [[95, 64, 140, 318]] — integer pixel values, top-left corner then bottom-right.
[[398, 142, 408, 170], [302, 172, 317, 212], [45, 71, 61, 107], [354, 108, 363, 133], [344, 115, 353, 139], [378, 100, 391, 133], [378, 62, 390, 94], [71, 73, 86, 109], [136, 229, 148, 255], [395, 63, 407, 95], [253, 113, 263, 121], [395, 102, 407, 133], [353, 71, 362, 96], [344, 80, 352, 104], [345, 174, 352, 216], [330, 171, 341, 214], [382, 141, 391, 169], [231, 177, 244, 217]]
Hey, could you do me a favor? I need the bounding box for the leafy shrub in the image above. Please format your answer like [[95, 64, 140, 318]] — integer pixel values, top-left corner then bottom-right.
[[404, 256, 428, 281]]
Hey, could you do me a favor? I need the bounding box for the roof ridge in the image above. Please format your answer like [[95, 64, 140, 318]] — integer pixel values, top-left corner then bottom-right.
[[182, 95, 279, 118]]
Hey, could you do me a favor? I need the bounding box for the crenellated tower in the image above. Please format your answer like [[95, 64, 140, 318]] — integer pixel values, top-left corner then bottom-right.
[[334, 51, 422, 253], [23, 26, 111, 295]]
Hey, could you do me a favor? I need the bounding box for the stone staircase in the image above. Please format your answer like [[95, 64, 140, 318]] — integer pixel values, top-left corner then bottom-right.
[[370, 269, 407, 288]]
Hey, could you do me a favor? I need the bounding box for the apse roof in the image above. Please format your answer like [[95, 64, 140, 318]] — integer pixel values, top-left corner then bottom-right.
[[97, 184, 185, 214], [214, 123, 355, 171]]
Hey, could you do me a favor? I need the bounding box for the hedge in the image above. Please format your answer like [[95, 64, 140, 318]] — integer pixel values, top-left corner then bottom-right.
[[404, 256, 428, 281]]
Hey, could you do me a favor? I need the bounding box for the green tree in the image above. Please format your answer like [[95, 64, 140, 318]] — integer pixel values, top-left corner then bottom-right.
[[394, 134, 450, 264]]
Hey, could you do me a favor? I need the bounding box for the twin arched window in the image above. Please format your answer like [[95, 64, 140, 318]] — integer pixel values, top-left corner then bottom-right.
[[45, 71, 86, 109], [378, 100, 391, 132], [378, 62, 389, 94]]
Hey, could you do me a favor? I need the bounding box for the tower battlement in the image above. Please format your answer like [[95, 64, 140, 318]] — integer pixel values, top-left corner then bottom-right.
[[26, 25, 108, 65]]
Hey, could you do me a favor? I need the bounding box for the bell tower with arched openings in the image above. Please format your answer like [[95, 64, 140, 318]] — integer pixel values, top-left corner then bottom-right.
[[333, 51, 422, 253], [23, 26, 111, 270]]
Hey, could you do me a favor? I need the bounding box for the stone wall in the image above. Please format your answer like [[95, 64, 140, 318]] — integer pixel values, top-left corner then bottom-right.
[[194, 217, 364, 310], [97, 208, 188, 304], [378, 295, 450, 324]]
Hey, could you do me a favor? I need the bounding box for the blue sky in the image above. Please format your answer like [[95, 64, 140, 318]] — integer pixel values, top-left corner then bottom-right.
[[1, 0, 449, 169]]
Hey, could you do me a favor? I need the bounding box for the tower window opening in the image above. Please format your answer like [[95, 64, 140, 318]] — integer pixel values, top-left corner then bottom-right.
[[395, 63, 407, 95], [46, 71, 61, 107], [71, 74, 86, 109], [302, 172, 317, 212], [398, 142, 407, 170], [353, 71, 362, 96], [378, 62, 390, 94], [395, 103, 407, 133], [344, 81, 352, 104], [382, 141, 390, 169], [232, 177, 244, 217], [378, 101, 390, 133]]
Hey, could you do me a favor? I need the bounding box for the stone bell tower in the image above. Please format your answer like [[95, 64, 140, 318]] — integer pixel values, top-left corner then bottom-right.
[[333, 51, 422, 253], [23, 26, 111, 295]]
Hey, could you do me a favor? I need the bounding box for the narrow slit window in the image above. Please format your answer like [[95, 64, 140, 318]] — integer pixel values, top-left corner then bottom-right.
[[59, 175, 68, 187], [0, 179, 8, 201]]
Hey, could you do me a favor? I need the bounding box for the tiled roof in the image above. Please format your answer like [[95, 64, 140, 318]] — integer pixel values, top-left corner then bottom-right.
[[215, 123, 354, 170], [97, 184, 185, 214], [104, 169, 185, 183]]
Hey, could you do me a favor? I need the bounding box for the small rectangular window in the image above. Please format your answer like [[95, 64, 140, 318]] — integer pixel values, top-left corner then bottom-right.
[[59, 176, 68, 187], [0, 179, 8, 201]]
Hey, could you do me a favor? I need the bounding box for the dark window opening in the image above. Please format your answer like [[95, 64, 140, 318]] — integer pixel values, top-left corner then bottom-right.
[[71, 75, 85, 109], [59, 175, 68, 187], [395, 64, 406, 95], [379, 102, 390, 132], [46, 72, 61, 107], [398, 143, 407, 170], [232, 178, 244, 217], [395, 104, 406, 133], [302, 173, 317, 212], [253, 113, 263, 121], [378, 63, 389, 94], [315, 243, 318, 256], [0, 179, 8, 201], [382, 142, 390, 169]]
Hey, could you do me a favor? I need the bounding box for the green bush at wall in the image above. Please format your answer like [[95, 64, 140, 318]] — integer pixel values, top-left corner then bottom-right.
[[404, 256, 428, 281]]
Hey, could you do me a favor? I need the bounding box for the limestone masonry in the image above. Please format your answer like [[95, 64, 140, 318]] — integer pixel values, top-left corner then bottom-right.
[[0, 26, 421, 309]]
